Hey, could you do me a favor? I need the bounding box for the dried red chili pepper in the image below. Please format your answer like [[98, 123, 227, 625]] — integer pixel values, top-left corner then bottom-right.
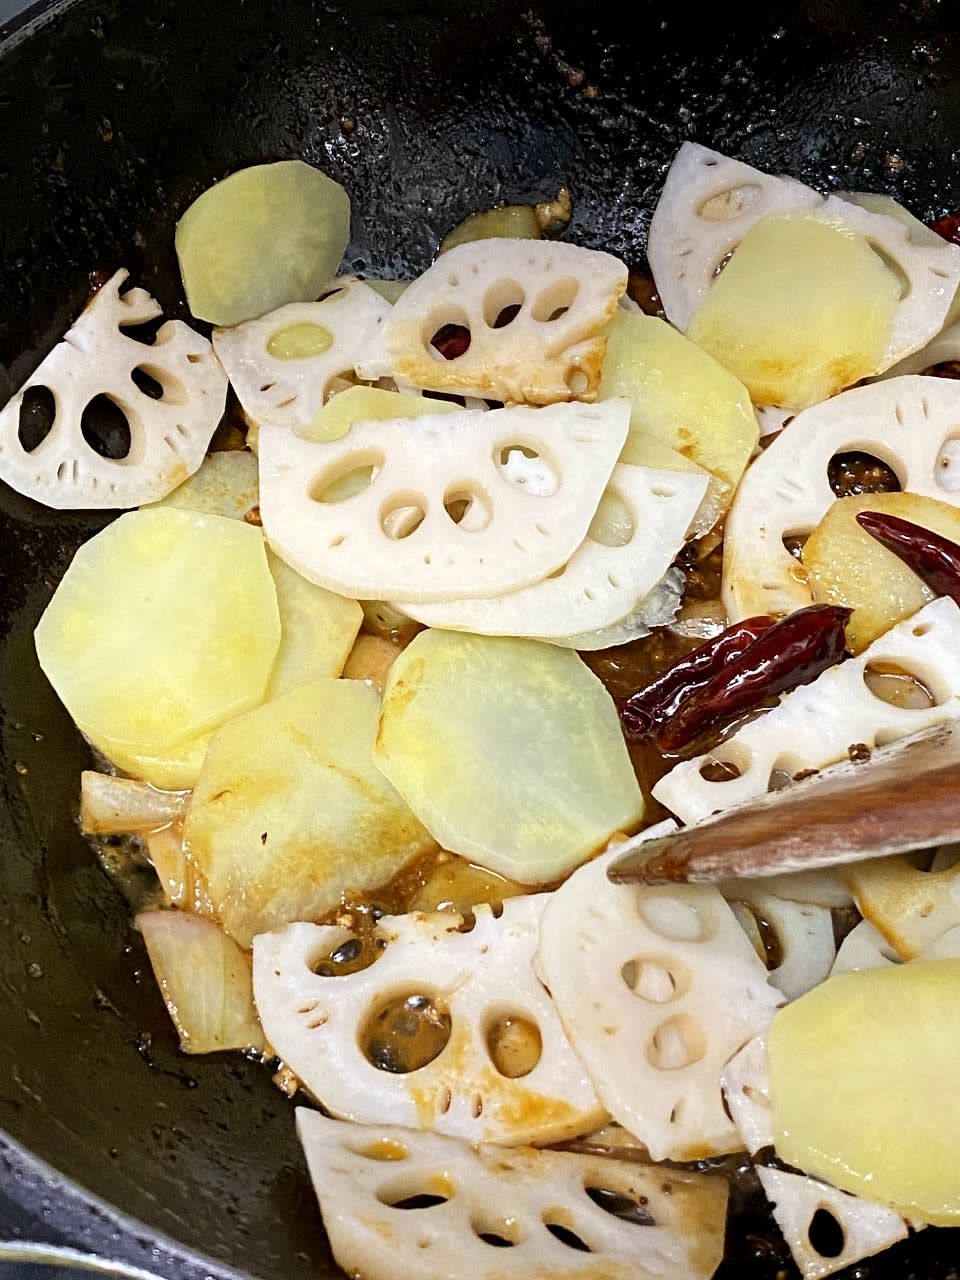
[[931, 211, 960, 247], [622, 615, 775, 738], [652, 604, 852, 752], [856, 510, 960, 606]]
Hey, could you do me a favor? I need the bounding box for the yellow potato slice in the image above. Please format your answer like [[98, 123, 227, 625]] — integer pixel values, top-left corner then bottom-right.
[[373, 631, 644, 882], [843, 853, 960, 958], [266, 551, 362, 698], [686, 212, 900, 408], [103, 729, 212, 792], [599, 312, 757, 509], [409, 857, 526, 915], [184, 679, 435, 946], [35, 508, 280, 763], [175, 161, 350, 326], [154, 449, 259, 522], [769, 959, 960, 1224], [302, 385, 460, 443], [439, 206, 541, 254], [804, 492, 960, 652]]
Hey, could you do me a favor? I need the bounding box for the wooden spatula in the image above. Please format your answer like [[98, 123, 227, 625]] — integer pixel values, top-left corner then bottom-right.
[[608, 718, 960, 886]]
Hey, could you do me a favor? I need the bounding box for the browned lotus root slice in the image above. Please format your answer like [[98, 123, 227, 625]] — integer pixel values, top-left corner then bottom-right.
[[381, 239, 627, 404]]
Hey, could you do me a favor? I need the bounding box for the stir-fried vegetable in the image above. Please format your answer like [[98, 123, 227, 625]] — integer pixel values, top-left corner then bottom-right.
[[804, 493, 960, 651], [137, 910, 263, 1054], [769, 959, 960, 1224], [34, 508, 280, 785], [19, 144, 960, 1280], [184, 678, 435, 946], [175, 160, 350, 326], [374, 630, 644, 882]]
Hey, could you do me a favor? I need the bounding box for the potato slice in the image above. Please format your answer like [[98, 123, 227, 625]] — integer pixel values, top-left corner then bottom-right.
[[266, 551, 362, 698], [103, 729, 212, 792], [843, 852, 960, 959], [804, 492, 960, 652], [184, 679, 435, 946], [175, 161, 350, 326], [35, 508, 280, 762], [373, 631, 644, 882], [153, 449, 259, 521], [439, 206, 541, 254], [302, 385, 460, 444], [686, 212, 900, 409], [599, 312, 757, 510], [769, 959, 960, 1224]]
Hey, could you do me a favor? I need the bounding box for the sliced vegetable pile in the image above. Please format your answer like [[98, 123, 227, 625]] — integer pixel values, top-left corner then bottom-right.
[[9, 144, 960, 1280]]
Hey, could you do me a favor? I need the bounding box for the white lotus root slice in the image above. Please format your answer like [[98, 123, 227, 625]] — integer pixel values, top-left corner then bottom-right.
[[721, 884, 835, 1000], [830, 919, 901, 975], [381, 239, 628, 404], [756, 1167, 909, 1280], [881, 316, 960, 383], [719, 1034, 773, 1155], [252, 897, 604, 1146], [397, 464, 706, 639], [536, 824, 781, 1162], [647, 143, 960, 369], [258, 399, 629, 603], [296, 1109, 729, 1280], [723, 376, 960, 620], [550, 565, 686, 652], [211, 280, 392, 432], [653, 597, 960, 826], [0, 270, 227, 509]]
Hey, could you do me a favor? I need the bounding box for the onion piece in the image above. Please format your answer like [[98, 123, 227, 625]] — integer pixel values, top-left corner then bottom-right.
[[137, 910, 263, 1054], [80, 770, 189, 836], [145, 824, 214, 915]]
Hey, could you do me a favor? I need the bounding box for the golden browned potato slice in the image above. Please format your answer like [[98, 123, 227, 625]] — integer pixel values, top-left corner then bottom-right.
[[686, 212, 900, 408], [599, 311, 757, 512], [184, 679, 435, 946], [803, 492, 960, 652]]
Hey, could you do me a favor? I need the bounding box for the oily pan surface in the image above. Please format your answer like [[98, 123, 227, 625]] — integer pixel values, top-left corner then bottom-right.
[[2, 0, 960, 1277]]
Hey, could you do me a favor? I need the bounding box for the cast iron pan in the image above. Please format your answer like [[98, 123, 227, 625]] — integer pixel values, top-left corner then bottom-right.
[[1, 1, 960, 1276]]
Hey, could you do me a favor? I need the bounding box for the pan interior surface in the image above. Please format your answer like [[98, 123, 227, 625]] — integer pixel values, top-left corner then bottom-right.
[[2, 1, 960, 1277]]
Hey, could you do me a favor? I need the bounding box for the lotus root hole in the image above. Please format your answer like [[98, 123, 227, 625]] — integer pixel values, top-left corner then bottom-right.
[[807, 1207, 846, 1259], [863, 662, 939, 710], [645, 1014, 707, 1071], [310, 449, 383, 504], [483, 1008, 543, 1078], [360, 990, 452, 1074], [697, 183, 762, 221], [443, 483, 492, 531], [471, 1215, 525, 1248], [585, 1186, 656, 1227], [621, 956, 691, 1003], [482, 279, 526, 329], [378, 491, 428, 540], [530, 278, 580, 322], [376, 1170, 456, 1210], [17, 386, 56, 454]]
